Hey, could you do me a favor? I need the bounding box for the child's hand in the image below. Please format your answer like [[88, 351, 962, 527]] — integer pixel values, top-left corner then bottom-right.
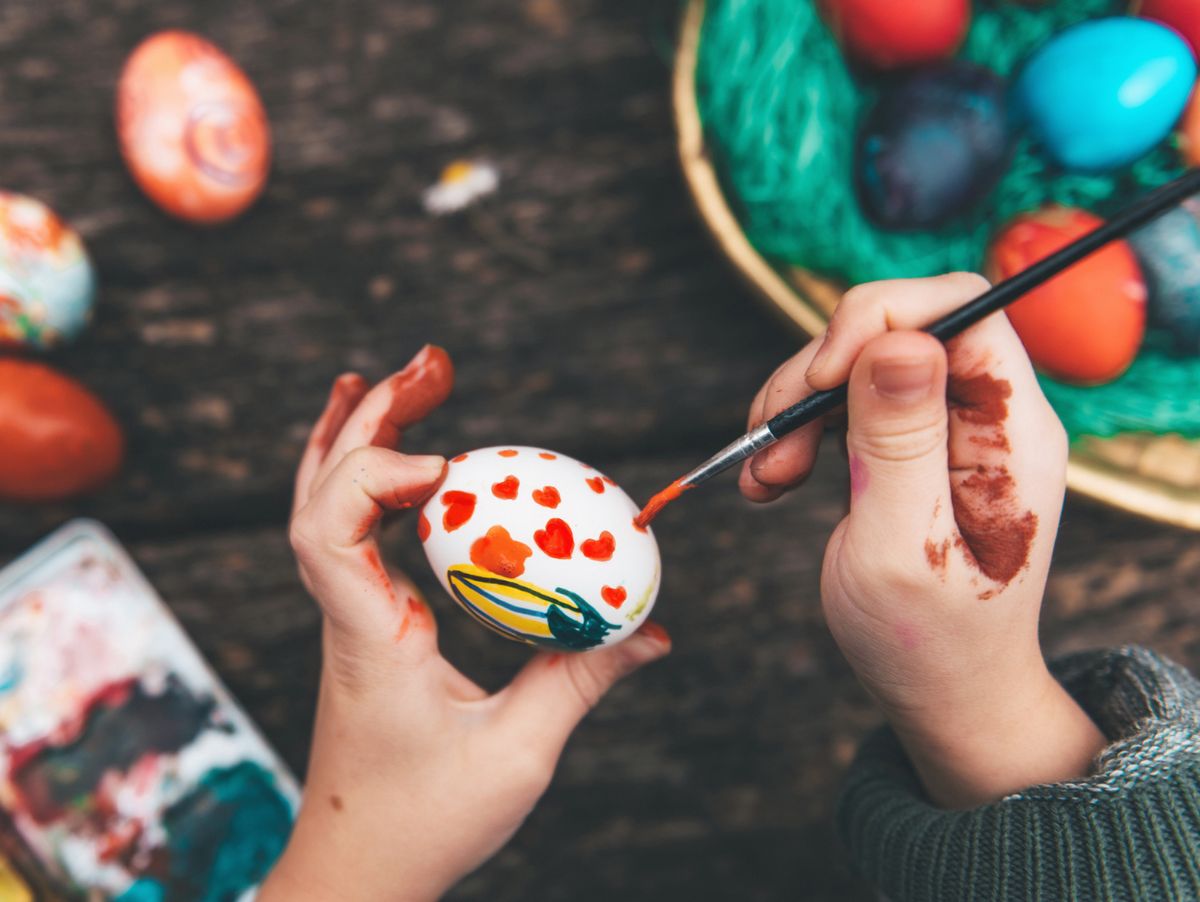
[[260, 346, 671, 902], [741, 274, 1105, 809]]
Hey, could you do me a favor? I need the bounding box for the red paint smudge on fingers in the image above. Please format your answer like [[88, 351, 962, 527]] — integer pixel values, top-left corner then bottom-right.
[[951, 465, 1037, 588], [638, 621, 670, 644], [581, 531, 616, 561], [356, 501, 384, 538], [441, 491, 476, 531], [471, 526, 533, 577], [635, 479, 691, 529], [314, 373, 368, 452], [534, 518, 574, 559], [585, 476, 606, 494], [362, 546, 395, 600], [544, 653, 564, 667], [946, 373, 1012, 426], [924, 539, 949, 577], [417, 511, 431, 542], [532, 486, 560, 508], [492, 475, 519, 499], [370, 345, 455, 447], [601, 585, 626, 608]]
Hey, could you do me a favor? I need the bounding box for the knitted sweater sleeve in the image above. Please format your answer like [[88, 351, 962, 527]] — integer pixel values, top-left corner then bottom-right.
[[837, 646, 1200, 902]]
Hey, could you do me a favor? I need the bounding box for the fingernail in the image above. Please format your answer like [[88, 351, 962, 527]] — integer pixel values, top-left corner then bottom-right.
[[805, 336, 832, 382], [871, 359, 937, 403], [638, 621, 671, 646], [748, 448, 772, 482], [408, 455, 447, 475]]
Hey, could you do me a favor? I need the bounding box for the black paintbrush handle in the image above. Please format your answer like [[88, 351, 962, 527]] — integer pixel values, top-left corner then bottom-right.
[[766, 167, 1200, 439]]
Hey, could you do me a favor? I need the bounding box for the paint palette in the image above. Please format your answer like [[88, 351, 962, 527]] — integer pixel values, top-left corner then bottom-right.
[[0, 520, 298, 900]]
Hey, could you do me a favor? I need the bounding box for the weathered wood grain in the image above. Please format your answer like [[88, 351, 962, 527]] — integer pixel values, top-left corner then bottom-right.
[[0, 1, 1197, 900]]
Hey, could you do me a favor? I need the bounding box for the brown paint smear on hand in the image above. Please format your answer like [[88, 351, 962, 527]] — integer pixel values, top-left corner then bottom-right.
[[932, 372, 1038, 590]]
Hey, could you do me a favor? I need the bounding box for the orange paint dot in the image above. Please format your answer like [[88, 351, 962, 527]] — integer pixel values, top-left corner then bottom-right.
[[470, 525, 533, 578], [539, 452, 557, 460], [601, 475, 616, 486], [452, 453, 469, 463], [441, 491, 477, 531], [581, 531, 616, 561], [417, 511, 431, 542], [498, 449, 519, 458], [534, 518, 574, 559], [492, 475, 519, 500], [585, 476, 605, 494], [601, 585, 627, 608], [532, 486, 561, 509]]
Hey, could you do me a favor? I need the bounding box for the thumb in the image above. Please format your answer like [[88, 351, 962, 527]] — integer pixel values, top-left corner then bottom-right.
[[845, 331, 952, 535], [495, 623, 671, 761]]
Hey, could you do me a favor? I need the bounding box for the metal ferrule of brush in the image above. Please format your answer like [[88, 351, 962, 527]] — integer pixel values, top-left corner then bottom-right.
[[681, 422, 778, 488]]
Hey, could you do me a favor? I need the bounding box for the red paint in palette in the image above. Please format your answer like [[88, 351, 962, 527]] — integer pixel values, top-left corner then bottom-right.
[[492, 476, 519, 500], [534, 518, 574, 559], [581, 531, 615, 561], [441, 491, 477, 531]]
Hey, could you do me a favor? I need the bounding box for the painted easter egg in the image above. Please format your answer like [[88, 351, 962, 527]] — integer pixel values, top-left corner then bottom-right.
[[116, 31, 270, 224], [987, 207, 1147, 383], [1138, 0, 1200, 54], [856, 62, 1011, 229], [0, 193, 94, 350], [819, 0, 969, 69], [419, 447, 660, 651], [1013, 18, 1196, 172], [0, 360, 124, 502], [1128, 197, 1200, 354], [1177, 86, 1200, 165]]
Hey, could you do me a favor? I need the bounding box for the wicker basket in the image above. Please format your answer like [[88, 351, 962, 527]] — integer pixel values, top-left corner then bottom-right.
[[674, 0, 1200, 531]]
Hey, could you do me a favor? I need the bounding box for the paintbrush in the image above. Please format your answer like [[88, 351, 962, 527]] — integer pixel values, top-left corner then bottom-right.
[[635, 167, 1200, 528]]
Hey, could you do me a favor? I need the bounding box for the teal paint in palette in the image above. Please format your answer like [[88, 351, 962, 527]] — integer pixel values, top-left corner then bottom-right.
[[0, 520, 298, 900]]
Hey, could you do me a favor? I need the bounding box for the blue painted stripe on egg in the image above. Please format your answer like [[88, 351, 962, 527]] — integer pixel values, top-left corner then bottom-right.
[[1014, 17, 1197, 173]]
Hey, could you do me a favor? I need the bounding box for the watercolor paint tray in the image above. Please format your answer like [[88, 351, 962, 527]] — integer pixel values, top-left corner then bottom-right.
[[0, 519, 299, 901]]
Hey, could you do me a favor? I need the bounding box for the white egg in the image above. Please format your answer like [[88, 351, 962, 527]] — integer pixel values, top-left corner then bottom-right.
[[419, 446, 660, 651]]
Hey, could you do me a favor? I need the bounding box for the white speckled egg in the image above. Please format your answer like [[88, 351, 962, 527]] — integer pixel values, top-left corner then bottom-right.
[[419, 446, 660, 651], [0, 192, 94, 350]]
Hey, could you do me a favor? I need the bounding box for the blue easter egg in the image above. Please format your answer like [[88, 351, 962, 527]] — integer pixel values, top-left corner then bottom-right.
[[0, 192, 95, 350], [856, 61, 1012, 229], [1014, 17, 1197, 172], [1128, 197, 1200, 354]]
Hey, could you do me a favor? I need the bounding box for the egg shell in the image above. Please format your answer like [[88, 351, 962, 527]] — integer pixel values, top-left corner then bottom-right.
[[1013, 18, 1196, 172], [419, 447, 660, 652], [116, 31, 270, 224], [856, 62, 1011, 229], [0, 359, 124, 502], [1138, 0, 1200, 55], [1128, 197, 1200, 353], [819, 0, 969, 69], [988, 207, 1147, 384], [0, 193, 94, 350]]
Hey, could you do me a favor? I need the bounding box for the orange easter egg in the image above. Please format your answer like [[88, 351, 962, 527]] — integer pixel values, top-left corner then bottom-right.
[[116, 31, 270, 224], [987, 207, 1146, 384], [0, 359, 124, 502], [1179, 86, 1200, 166]]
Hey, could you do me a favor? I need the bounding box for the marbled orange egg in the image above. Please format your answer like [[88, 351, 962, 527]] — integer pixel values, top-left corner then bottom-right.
[[116, 31, 270, 224], [0, 359, 124, 502], [987, 207, 1147, 385]]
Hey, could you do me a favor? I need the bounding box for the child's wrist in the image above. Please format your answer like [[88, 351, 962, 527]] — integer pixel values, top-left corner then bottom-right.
[[884, 662, 1107, 810]]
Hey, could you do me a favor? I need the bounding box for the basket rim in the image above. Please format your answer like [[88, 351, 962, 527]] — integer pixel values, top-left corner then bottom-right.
[[672, 0, 1200, 531]]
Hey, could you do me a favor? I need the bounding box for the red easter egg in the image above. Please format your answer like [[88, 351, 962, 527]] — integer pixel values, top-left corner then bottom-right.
[[0, 360, 125, 501], [987, 208, 1146, 384], [1138, 0, 1200, 54], [820, 0, 970, 69], [116, 31, 270, 224]]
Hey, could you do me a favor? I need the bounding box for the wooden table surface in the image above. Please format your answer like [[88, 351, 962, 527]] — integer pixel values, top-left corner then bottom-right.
[[2, 1, 1198, 899]]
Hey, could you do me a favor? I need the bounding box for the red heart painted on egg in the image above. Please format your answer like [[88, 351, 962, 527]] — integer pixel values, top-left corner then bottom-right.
[[601, 586, 627, 608], [585, 476, 605, 494], [441, 491, 477, 532], [534, 518, 574, 559], [581, 531, 615, 562], [532, 486, 561, 508], [492, 475, 519, 500]]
